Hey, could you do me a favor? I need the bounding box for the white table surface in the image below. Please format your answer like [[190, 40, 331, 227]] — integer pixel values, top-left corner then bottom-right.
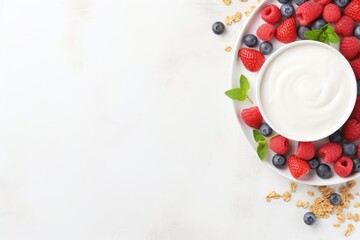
[[0, 0, 359, 239]]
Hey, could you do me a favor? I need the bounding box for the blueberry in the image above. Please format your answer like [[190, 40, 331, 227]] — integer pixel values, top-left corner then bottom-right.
[[329, 193, 341, 206], [342, 142, 357, 156], [280, 4, 295, 17], [308, 157, 320, 169], [294, 0, 308, 6], [357, 81, 360, 95], [259, 41, 273, 55], [355, 26, 360, 40], [272, 154, 286, 169], [329, 130, 343, 143], [259, 122, 273, 136], [212, 21, 225, 35], [334, 0, 349, 8], [316, 164, 332, 179], [303, 212, 316, 225], [243, 34, 258, 47], [311, 18, 327, 30], [278, 0, 290, 3], [297, 26, 311, 40], [353, 158, 360, 173]]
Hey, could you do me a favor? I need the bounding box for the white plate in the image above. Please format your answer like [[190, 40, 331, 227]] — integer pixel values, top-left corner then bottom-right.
[[230, 0, 360, 185]]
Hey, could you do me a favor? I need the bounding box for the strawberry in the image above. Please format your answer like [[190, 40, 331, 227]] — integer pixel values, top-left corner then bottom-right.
[[339, 37, 360, 60], [351, 96, 360, 121], [288, 155, 310, 179], [295, 2, 323, 26], [334, 156, 353, 177], [269, 135, 289, 155], [323, 3, 341, 23], [334, 16, 354, 37], [261, 4, 281, 24], [275, 17, 297, 43], [343, 118, 360, 142], [256, 23, 276, 41], [344, 0, 360, 22], [318, 142, 342, 163], [350, 57, 360, 80], [238, 48, 265, 72], [240, 106, 263, 129], [314, 0, 332, 6], [296, 142, 315, 160]]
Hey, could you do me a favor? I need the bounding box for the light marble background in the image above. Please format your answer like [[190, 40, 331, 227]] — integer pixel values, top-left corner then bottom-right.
[[0, 0, 359, 239]]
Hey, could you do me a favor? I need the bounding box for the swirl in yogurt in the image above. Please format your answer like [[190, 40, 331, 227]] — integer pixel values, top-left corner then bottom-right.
[[257, 41, 357, 141]]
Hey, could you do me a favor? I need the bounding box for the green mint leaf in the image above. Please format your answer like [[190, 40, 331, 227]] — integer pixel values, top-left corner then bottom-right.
[[257, 143, 267, 160], [304, 30, 322, 40], [253, 130, 265, 143], [225, 74, 252, 102], [321, 24, 335, 34], [239, 74, 250, 101], [319, 33, 329, 45], [239, 75, 250, 92], [320, 24, 329, 32], [225, 88, 243, 100], [327, 33, 339, 43]]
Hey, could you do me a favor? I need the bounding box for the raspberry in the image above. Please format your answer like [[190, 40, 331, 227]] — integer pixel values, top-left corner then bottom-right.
[[350, 57, 360, 79], [343, 118, 360, 142], [288, 155, 310, 179], [295, 2, 323, 26], [269, 135, 289, 155], [296, 142, 315, 160], [344, 0, 360, 22], [238, 48, 265, 72], [314, 0, 332, 6], [339, 36, 360, 60], [334, 156, 353, 177], [351, 96, 360, 121], [240, 106, 263, 129], [323, 4, 341, 23], [261, 4, 281, 24], [335, 16, 354, 37], [256, 23, 276, 41], [318, 142, 342, 163], [275, 17, 297, 43]]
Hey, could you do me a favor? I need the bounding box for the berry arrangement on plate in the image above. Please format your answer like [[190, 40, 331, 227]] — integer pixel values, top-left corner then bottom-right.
[[225, 0, 360, 183]]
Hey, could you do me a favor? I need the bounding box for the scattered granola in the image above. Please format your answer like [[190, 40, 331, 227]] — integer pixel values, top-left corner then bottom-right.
[[225, 12, 242, 26], [296, 200, 309, 208], [344, 223, 354, 237], [232, 12, 242, 22], [225, 16, 233, 26], [282, 191, 291, 202], [225, 46, 232, 52], [222, 0, 232, 5], [245, 6, 256, 17], [266, 180, 359, 237], [333, 223, 341, 228], [307, 190, 314, 197]]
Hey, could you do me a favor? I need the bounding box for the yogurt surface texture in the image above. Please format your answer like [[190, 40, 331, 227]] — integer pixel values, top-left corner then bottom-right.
[[257, 41, 357, 141]]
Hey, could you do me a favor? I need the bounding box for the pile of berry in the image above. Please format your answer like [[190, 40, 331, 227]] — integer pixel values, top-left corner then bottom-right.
[[239, 0, 360, 73], [238, 0, 360, 180]]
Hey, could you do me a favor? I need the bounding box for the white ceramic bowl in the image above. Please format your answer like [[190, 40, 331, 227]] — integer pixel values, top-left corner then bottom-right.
[[256, 41, 357, 142]]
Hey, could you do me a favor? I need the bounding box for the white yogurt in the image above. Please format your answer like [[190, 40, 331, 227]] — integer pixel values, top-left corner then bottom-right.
[[257, 41, 357, 141]]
